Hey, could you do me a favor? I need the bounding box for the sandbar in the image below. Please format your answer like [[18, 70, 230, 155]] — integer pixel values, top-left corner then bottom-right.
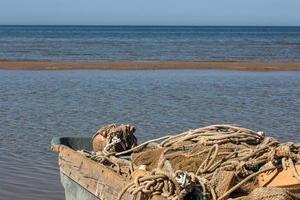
[[0, 61, 300, 71]]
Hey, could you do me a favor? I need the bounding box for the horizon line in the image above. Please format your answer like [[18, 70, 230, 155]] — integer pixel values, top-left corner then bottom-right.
[[1, 24, 300, 27]]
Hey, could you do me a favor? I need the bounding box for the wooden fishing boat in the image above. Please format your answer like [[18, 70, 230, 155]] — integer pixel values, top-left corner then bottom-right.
[[51, 124, 300, 200], [51, 137, 134, 200]]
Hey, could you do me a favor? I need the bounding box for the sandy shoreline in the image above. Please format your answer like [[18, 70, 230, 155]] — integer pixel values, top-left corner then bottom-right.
[[0, 61, 300, 71]]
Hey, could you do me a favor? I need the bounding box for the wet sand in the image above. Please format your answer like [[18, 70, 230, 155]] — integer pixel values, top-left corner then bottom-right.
[[0, 61, 300, 71]]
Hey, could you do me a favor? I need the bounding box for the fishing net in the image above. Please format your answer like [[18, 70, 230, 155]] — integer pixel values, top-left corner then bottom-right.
[[80, 124, 300, 200], [239, 187, 300, 200]]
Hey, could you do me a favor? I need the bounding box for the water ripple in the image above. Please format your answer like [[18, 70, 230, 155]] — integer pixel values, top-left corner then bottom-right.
[[0, 70, 299, 199]]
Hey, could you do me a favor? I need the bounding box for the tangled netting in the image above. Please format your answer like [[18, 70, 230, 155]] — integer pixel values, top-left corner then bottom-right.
[[92, 124, 137, 154], [79, 124, 300, 200]]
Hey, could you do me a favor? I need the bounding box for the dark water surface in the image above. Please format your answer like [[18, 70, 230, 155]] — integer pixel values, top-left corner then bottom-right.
[[1, 26, 300, 62], [0, 70, 300, 200]]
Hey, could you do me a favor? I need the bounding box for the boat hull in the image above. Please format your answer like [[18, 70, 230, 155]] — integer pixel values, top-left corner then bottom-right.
[[61, 172, 99, 200], [51, 137, 134, 200]]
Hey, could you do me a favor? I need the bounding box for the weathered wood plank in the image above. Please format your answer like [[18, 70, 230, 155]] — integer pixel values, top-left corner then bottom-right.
[[58, 145, 134, 200]]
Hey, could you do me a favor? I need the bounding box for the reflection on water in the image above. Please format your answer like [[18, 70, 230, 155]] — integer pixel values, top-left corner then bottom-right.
[[0, 70, 299, 200]]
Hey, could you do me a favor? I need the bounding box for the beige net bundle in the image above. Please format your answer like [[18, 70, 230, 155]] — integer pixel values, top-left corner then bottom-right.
[[80, 124, 300, 200], [92, 124, 137, 154], [79, 124, 137, 176]]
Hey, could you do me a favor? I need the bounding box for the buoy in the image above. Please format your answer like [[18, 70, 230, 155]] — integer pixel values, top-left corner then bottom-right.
[[92, 128, 109, 152]]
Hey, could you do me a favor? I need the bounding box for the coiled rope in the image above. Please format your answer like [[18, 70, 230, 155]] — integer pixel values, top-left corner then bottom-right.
[[82, 124, 300, 200]]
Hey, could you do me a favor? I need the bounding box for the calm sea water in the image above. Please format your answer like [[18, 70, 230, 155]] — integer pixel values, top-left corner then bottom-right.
[[0, 70, 299, 200], [0, 26, 300, 62]]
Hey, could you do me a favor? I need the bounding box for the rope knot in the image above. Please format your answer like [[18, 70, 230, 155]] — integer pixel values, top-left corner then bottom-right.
[[175, 171, 191, 188]]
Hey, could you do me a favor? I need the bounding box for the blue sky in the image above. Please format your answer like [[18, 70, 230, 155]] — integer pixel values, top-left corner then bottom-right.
[[0, 0, 300, 25]]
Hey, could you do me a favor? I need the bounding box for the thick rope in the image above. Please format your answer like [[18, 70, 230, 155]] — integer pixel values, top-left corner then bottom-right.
[[82, 124, 300, 200]]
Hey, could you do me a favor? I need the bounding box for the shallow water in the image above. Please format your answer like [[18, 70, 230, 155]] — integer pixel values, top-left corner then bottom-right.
[[0, 70, 300, 200], [1, 26, 300, 62]]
